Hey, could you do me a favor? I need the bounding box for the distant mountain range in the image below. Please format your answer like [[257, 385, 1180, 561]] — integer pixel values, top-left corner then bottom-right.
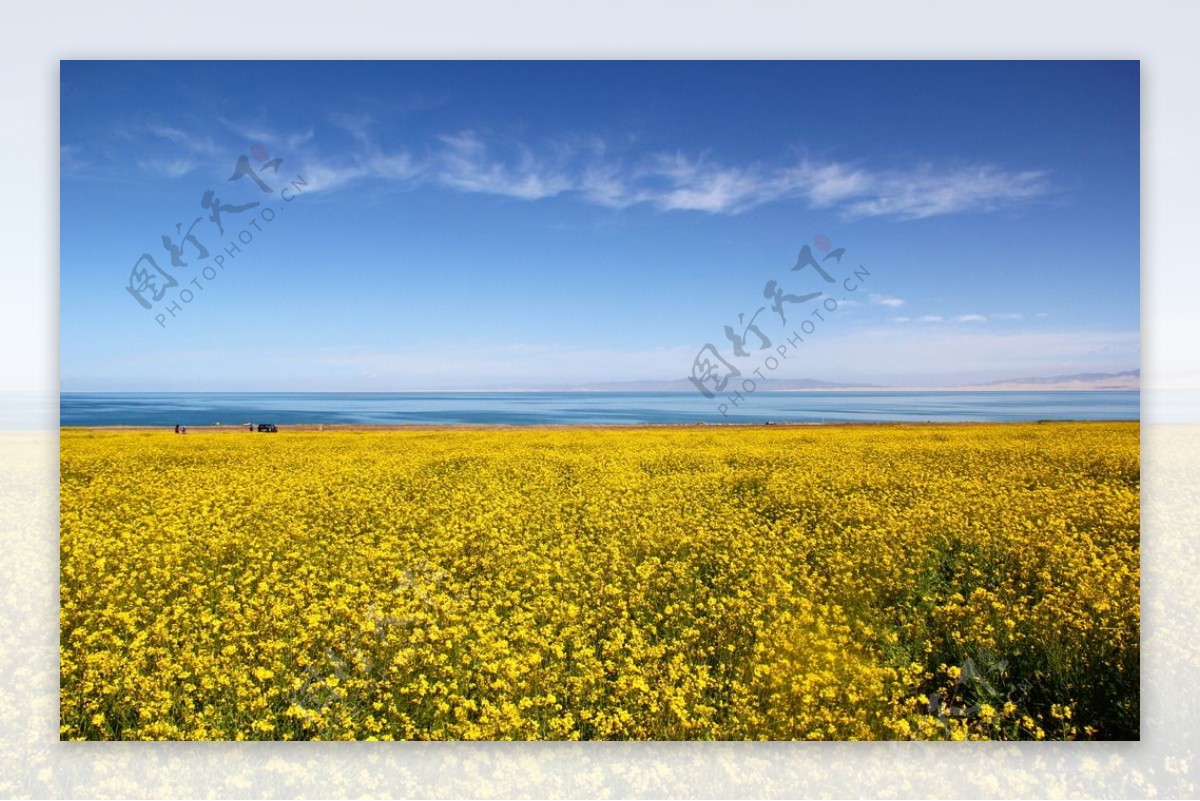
[[561, 369, 1140, 392], [960, 369, 1140, 391], [565, 377, 880, 392]]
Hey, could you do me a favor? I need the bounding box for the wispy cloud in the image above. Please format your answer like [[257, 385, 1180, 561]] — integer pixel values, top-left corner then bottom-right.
[[301, 152, 421, 193], [136, 157, 201, 178], [328, 112, 374, 147], [422, 141, 1049, 218], [618, 152, 824, 213], [841, 166, 1048, 220], [123, 118, 1050, 221], [640, 153, 769, 213], [870, 294, 907, 308], [113, 124, 230, 178], [435, 131, 575, 200], [216, 117, 315, 153], [148, 125, 220, 154], [904, 312, 1030, 325], [60, 144, 87, 174]]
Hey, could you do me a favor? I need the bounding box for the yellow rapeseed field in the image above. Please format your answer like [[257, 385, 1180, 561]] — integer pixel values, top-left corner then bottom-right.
[[60, 422, 1139, 741]]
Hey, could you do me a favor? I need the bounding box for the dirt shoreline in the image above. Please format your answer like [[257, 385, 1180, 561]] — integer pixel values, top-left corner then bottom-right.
[[63, 420, 1138, 433]]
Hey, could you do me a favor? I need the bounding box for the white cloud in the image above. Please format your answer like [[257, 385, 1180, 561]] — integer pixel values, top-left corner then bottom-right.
[[217, 118, 315, 153], [60, 145, 87, 174], [205, 120, 1049, 220], [328, 112, 374, 147], [870, 294, 906, 308], [148, 125, 221, 157], [650, 159, 778, 213], [802, 163, 873, 206], [300, 151, 422, 193], [136, 158, 199, 178], [435, 131, 574, 200], [899, 313, 1029, 325], [842, 166, 1049, 220], [889, 316, 911, 323]]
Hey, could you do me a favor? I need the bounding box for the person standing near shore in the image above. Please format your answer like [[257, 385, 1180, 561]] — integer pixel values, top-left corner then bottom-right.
[[174, 425, 180, 434]]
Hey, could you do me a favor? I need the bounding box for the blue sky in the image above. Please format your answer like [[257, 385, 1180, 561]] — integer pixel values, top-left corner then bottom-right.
[[60, 60, 1139, 390]]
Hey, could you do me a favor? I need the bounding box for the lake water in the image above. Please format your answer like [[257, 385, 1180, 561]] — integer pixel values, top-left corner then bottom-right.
[[60, 391, 1140, 427]]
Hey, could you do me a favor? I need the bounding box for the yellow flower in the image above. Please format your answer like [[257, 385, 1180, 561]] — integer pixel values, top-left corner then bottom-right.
[[59, 422, 1139, 741]]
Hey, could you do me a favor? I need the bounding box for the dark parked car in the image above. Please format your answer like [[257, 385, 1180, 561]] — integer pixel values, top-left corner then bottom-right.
[[257, 423, 278, 433]]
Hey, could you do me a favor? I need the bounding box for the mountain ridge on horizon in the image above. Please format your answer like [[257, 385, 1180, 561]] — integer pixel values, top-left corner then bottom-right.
[[556, 369, 1141, 393]]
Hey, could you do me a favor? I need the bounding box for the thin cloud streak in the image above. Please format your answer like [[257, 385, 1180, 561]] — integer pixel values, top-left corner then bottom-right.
[[136, 158, 199, 178], [147, 125, 222, 157], [900, 312, 1033, 325], [68, 119, 1051, 218], [194, 120, 1050, 221], [60, 144, 87, 174], [842, 166, 1048, 220], [870, 294, 907, 308]]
